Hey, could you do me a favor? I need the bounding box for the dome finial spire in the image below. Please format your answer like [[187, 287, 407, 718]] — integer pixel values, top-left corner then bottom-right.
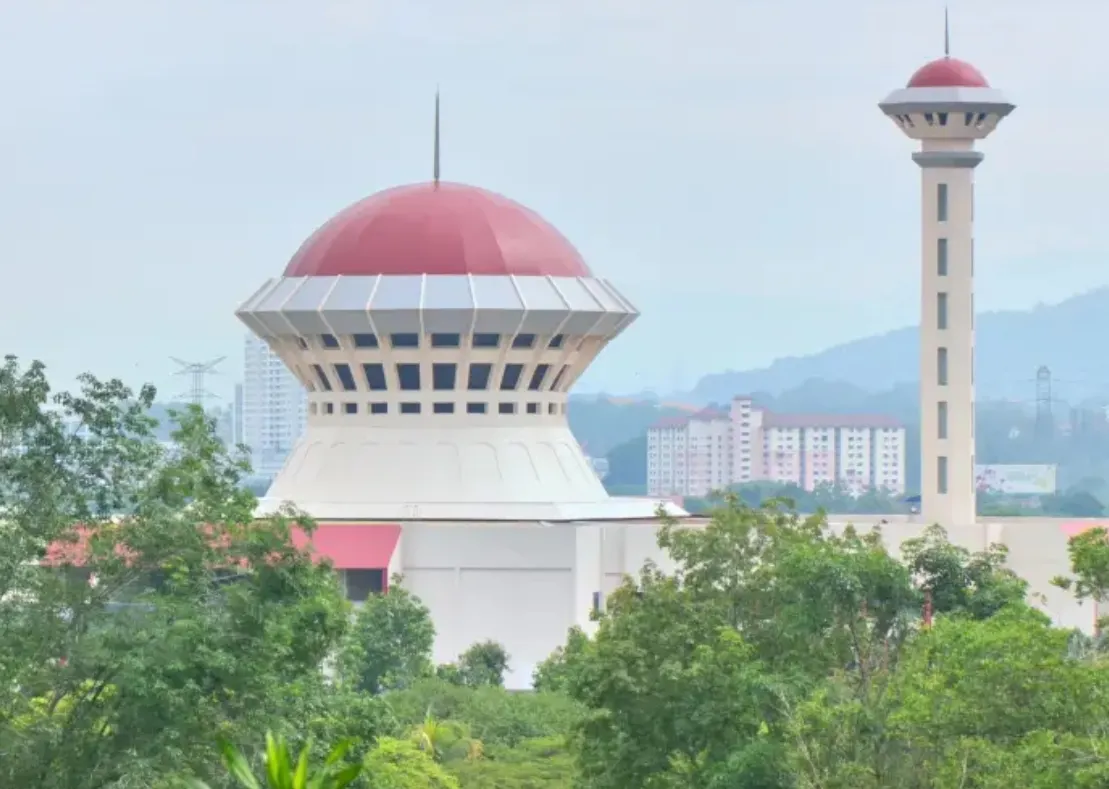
[[944, 5, 951, 57], [433, 87, 441, 187]]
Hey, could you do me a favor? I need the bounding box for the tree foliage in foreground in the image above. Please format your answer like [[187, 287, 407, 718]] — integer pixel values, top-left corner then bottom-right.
[[0, 357, 384, 789], [552, 496, 1109, 788]]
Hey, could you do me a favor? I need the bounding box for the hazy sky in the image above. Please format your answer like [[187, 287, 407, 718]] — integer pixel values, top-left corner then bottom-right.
[[0, 0, 1102, 401]]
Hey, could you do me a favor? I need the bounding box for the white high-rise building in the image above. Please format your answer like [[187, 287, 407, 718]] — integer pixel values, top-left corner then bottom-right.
[[879, 33, 1014, 526], [242, 333, 307, 479], [646, 397, 906, 498]]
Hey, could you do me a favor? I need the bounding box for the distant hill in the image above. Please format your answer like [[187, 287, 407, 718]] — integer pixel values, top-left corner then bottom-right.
[[686, 288, 1109, 404]]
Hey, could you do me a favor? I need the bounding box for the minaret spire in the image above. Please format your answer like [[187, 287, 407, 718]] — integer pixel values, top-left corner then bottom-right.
[[944, 6, 950, 57], [433, 88, 441, 187]]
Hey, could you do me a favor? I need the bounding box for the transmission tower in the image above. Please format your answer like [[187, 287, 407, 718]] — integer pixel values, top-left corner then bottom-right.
[[1035, 365, 1054, 442], [172, 357, 226, 406]]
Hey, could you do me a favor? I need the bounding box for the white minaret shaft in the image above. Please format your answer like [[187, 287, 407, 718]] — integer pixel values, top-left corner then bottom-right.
[[879, 37, 1014, 528], [917, 141, 980, 526]]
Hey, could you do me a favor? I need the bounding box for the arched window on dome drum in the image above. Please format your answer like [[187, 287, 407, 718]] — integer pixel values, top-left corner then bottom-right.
[[396, 364, 421, 391], [468, 364, 492, 390], [363, 364, 387, 391], [431, 333, 461, 348], [528, 364, 551, 391], [432, 363, 457, 390], [333, 364, 357, 392], [312, 365, 332, 392], [500, 364, 524, 391]]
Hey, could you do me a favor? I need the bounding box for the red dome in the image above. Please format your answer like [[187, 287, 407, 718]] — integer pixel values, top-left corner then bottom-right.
[[284, 182, 591, 278], [907, 57, 989, 88]]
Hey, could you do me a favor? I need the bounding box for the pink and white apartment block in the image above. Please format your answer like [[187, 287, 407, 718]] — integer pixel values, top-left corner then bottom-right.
[[646, 397, 906, 498]]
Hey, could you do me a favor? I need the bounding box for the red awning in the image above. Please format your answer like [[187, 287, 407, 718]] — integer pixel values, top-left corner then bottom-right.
[[292, 523, 401, 569]]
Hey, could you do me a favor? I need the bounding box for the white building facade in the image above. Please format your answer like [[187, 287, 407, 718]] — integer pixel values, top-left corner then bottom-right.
[[242, 333, 307, 479], [647, 397, 906, 498]]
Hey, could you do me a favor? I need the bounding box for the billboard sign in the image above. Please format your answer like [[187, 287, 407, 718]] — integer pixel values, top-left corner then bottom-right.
[[975, 464, 1057, 495]]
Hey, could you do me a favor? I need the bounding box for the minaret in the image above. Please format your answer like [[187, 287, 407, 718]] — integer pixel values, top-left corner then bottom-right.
[[879, 19, 1014, 527]]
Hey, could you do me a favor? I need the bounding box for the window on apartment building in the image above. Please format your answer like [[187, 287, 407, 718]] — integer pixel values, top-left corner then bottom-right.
[[431, 333, 461, 348], [937, 292, 949, 330], [500, 364, 524, 391], [938, 455, 948, 494], [937, 183, 948, 221], [472, 333, 500, 348], [528, 364, 551, 391], [937, 347, 949, 385], [938, 401, 948, 439], [511, 334, 536, 349], [363, 363, 387, 391], [937, 238, 949, 275], [312, 365, 332, 392], [353, 333, 378, 348], [320, 333, 340, 349]]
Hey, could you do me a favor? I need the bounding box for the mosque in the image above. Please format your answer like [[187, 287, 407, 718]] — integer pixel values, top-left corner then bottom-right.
[[238, 39, 1102, 685]]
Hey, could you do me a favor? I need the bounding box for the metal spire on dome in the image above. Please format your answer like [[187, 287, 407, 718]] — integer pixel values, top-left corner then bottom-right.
[[944, 5, 950, 57], [433, 88, 441, 186]]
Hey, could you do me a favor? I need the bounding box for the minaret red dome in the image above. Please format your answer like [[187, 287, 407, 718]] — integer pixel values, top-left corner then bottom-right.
[[907, 57, 989, 88], [284, 182, 591, 278]]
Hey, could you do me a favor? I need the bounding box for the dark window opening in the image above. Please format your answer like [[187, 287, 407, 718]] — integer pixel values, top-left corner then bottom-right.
[[400, 402, 421, 414], [511, 334, 536, 349], [468, 363, 492, 390], [313, 365, 333, 391], [396, 363, 421, 391], [353, 333, 378, 349], [937, 112, 948, 126], [432, 363, 457, 391], [467, 402, 487, 414], [548, 403, 558, 414], [333, 363, 357, 391], [498, 402, 516, 415], [528, 364, 551, 391], [938, 456, 949, 494], [296, 337, 308, 350], [324, 402, 335, 414], [937, 183, 948, 222], [501, 363, 524, 391], [550, 364, 569, 391], [937, 292, 949, 330], [370, 402, 388, 414], [344, 402, 358, 414], [938, 347, 949, 385], [937, 238, 949, 276], [433, 402, 455, 414], [431, 333, 461, 348], [526, 403, 540, 414], [548, 334, 565, 349], [938, 401, 948, 439], [345, 569, 385, 602], [472, 333, 500, 348], [363, 363, 387, 391], [390, 333, 420, 349], [320, 333, 340, 349]]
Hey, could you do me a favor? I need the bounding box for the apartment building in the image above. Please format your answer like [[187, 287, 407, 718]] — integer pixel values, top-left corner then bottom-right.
[[646, 396, 906, 498], [242, 333, 307, 479]]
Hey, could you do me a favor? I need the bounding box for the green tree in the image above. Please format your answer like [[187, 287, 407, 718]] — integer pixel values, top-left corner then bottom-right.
[[456, 641, 510, 688], [0, 358, 356, 788], [337, 582, 435, 694], [363, 737, 459, 789], [532, 626, 589, 694], [1053, 526, 1109, 630]]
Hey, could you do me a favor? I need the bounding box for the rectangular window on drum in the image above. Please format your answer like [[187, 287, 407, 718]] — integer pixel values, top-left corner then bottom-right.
[[938, 401, 948, 439], [937, 183, 948, 222], [937, 238, 948, 275], [937, 292, 948, 330], [938, 456, 948, 494], [937, 348, 949, 385]]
